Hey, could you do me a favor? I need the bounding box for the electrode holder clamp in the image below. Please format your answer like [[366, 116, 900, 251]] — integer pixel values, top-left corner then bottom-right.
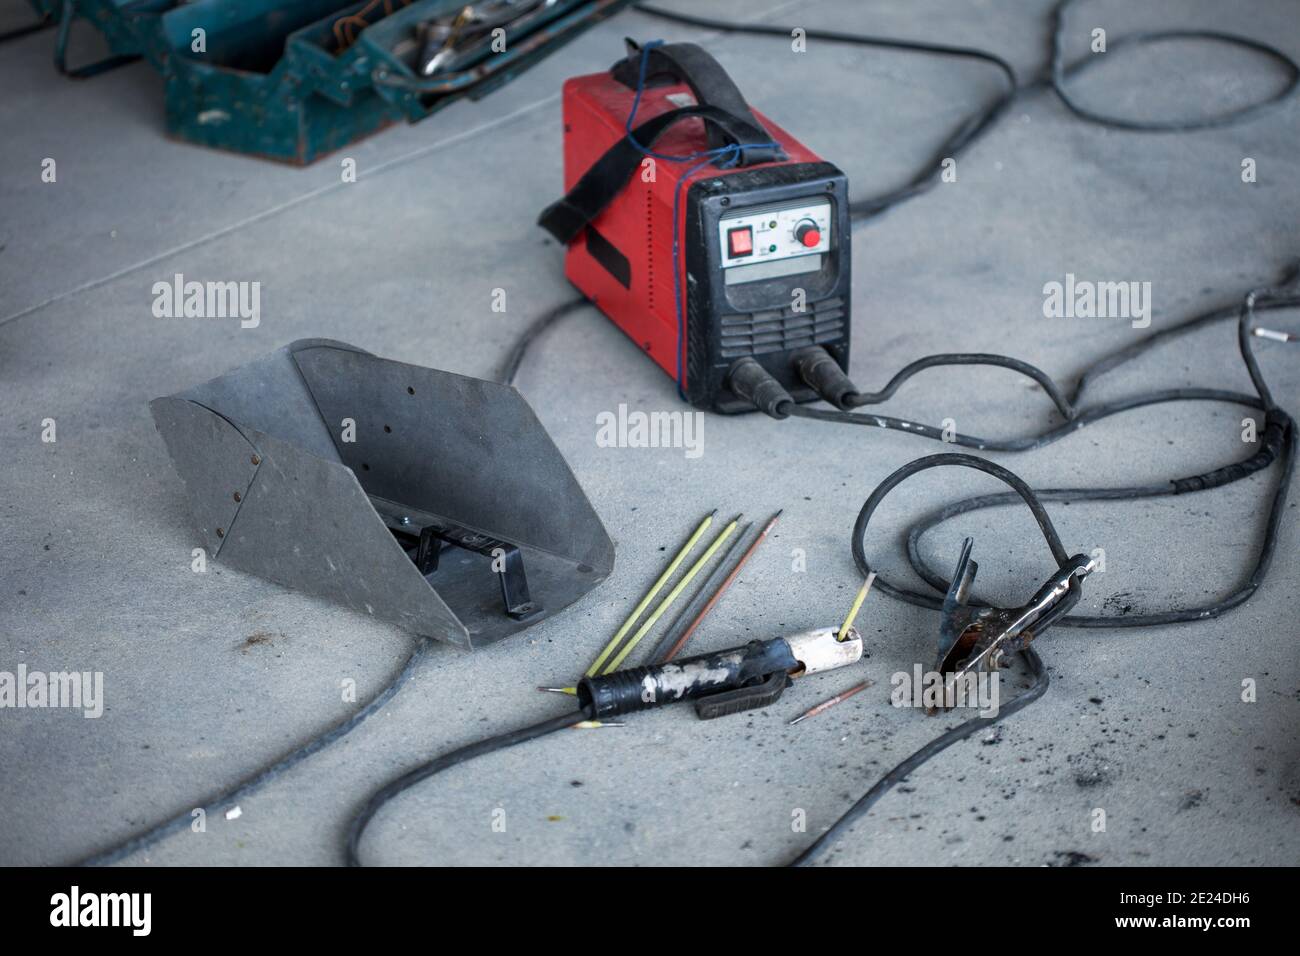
[[577, 625, 863, 721]]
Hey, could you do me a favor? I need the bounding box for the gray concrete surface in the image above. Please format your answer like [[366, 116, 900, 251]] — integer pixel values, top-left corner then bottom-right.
[[1, 0, 1298, 867]]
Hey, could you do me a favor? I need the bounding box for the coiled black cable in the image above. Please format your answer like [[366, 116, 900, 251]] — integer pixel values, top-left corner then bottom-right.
[[90, 1, 1300, 868], [1048, 3, 1300, 132], [453, 3, 1300, 868], [635, 0, 1300, 223], [788, 282, 1295, 864], [634, 2, 1019, 222], [346, 274, 1295, 867], [791, 282, 1298, 628]]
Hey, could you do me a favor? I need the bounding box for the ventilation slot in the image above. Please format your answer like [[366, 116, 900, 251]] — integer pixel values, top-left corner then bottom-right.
[[645, 191, 655, 309], [718, 298, 846, 358]]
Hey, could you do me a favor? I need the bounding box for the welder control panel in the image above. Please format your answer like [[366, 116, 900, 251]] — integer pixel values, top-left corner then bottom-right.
[[717, 200, 832, 284]]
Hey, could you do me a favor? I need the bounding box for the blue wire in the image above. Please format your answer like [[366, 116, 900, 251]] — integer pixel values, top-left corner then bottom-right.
[[621, 40, 781, 398]]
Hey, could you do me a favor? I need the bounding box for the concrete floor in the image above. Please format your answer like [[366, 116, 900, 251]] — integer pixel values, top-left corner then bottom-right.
[[2, 0, 1298, 867]]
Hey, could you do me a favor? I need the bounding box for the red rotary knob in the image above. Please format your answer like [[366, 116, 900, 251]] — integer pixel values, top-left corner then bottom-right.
[[795, 220, 821, 248]]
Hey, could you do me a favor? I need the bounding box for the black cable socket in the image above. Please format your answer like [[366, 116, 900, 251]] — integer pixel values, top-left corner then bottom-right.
[[793, 346, 860, 409], [727, 358, 793, 419]]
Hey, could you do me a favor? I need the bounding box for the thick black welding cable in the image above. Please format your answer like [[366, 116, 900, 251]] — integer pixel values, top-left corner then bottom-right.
[[0, 14, 52, 43], [793, 391, 1293, 625], [78, 637, 433, 866], [498, 295, 590, 387], [792, 387, 1265, 453], [1048, 0, 1300, 131], [850, 453, 1074, 569], [791, 280, 1300, 623], [895, 296, 1299, 628], [843, 353, 1073, 416], [345, 710, 586, 866], [794, 388, 1291, 863], [792, 647, 1050, 867], [634, 1, 1300, 224], [899, 417, 1294, 628], [785, 275, 1300, 453], [790, 322, 1295, 865], [792, 452, 1072, 866], [340, 660, 1047, 868], [632, 3, 1019, 223]]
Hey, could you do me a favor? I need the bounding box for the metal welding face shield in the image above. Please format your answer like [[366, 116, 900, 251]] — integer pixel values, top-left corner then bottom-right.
[[150, 339, 613, 649]]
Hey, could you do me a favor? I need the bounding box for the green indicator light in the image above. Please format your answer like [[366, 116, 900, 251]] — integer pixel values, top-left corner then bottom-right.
[[769, 244, 777, 252]]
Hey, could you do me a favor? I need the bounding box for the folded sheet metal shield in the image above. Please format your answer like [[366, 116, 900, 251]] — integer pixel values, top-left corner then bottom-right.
[[151, 339, 613, 648]]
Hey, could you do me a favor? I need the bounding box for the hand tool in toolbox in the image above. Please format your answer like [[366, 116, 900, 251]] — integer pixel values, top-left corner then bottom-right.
[[30, 0, 632, 162]]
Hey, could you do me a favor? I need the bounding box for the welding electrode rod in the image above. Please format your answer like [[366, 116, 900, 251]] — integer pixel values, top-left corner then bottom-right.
[[789, 680, 874, 725], [837, 572, 877, 642], [644, 522, 752, 665], [602, 517, 740, 674], [586, 511, 716, 677], [658, 510, 782, 664]]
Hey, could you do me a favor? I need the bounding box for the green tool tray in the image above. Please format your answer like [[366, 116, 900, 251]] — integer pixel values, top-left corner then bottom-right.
[[40, 0, 631, 163]]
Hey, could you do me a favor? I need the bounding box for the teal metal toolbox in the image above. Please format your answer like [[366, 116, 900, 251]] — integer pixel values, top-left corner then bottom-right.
[[30, 0, 631, 163]]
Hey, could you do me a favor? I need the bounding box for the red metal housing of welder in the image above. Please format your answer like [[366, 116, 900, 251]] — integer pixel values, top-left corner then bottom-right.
[[554, 54, 852, 412]]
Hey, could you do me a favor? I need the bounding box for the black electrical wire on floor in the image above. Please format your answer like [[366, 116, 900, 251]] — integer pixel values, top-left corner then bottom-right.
[[791, 276, 1299, 629], [499, 295, 591, 386], [788, 283, 1297, 864], [388, 3, 1300, 867], [77, 638, 432, 866], [345, 711, 584, 866], [87, 0, 1300, 868], [340, 458, 1063, 869], [347, 273, 1295, 868], [793, 628, 1051, 865], [634, 0, 1300, 224]]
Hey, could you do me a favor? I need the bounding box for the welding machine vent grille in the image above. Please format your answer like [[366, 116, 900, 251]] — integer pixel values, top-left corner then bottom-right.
[[718, 298, 846, 358]]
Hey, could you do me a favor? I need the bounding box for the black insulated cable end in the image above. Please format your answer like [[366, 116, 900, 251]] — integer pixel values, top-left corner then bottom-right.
[[728, 358, 793, 419], [793, 346, 860, 409]]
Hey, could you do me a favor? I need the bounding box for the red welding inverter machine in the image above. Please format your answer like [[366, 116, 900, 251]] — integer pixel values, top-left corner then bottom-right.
[[539, 40, 851, 413]]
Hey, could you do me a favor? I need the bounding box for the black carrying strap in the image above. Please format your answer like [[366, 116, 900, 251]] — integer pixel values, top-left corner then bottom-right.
[[539, 104, 775, 244], [538, 40, 784, 245], [610, 40, 778, 159]]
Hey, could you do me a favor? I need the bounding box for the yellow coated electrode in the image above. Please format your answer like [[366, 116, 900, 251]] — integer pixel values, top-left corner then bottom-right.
[[602, 518, 740, 674], [837, 572, 877, 641], [585, 511, 715, 677]]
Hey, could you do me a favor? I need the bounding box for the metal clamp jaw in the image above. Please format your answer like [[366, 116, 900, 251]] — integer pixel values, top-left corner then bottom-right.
[[935, 537, 1094, 686]]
